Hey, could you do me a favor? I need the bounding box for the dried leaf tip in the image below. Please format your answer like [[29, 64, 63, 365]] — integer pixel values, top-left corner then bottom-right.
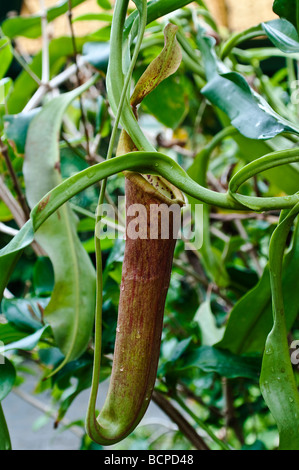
[[130, 23, 182, 111]]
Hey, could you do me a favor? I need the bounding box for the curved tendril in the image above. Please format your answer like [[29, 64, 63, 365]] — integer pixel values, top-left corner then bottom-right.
[[25, 0, 299, 448], [220, 25, 265, 60], [31, 148, 299, 234], [3, 0, 299, 449], [107, 0, 155, 152], [26, 0, 299, 446], [85, 0, 149, 445], [229, 147, 299, 211], [260, 203, 299, 450]]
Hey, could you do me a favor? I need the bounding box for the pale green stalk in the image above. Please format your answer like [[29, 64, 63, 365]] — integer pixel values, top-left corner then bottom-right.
[[220, 25, 265, 60], [86, 0, 148, 442], [260, 204, 299, 450]]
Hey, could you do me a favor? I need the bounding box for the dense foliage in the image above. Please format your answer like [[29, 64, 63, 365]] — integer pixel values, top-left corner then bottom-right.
[[1, 0, 299, 451]]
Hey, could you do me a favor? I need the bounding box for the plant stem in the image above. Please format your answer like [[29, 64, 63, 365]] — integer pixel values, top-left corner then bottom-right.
[[173, 259, 233, 307], [233, 219, 263, 277], [87, 0, 149, 441], [0, 403, 11, 450], [0, 223, 18, 237], [40, 0, 50, 86], [124, 0, 195, 37], [229, 147, 299, 211], [23, 57, 88, 112], [0, 29, 41, 88], [0, 176, 26, 227], [67, 0, 91, 163], [174, 393, 230, 450], [220, 25, 266, 60], [12, 387, 84, 439], [0, 141, 30, 220], [30, 148, 299, 238], [61, 135, 87, 161], [260, 205, 299, 450], [0, 150, 45, 257], [152, 391, 210, 450], [222, 378, 244, 445]]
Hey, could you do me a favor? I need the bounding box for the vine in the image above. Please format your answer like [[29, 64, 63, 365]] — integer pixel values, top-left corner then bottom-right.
[[0, 0, 298, 451]]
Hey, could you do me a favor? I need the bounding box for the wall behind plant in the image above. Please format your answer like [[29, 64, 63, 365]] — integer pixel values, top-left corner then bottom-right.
[[16, 0, 277, 55]]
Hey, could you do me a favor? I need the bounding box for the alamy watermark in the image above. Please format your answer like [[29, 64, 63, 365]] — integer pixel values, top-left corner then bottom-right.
[[290, 340, 299, 365], [95, 197, 204, 250]]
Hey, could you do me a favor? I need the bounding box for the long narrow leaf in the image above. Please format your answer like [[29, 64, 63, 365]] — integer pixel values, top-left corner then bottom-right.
[[196, 28, 299, 139], [2, 0, 86, 39], [0, 404, 11, 450], [217, 219, 299, 354], [23, 78, 98, 373], [260, 205, 299, 450]]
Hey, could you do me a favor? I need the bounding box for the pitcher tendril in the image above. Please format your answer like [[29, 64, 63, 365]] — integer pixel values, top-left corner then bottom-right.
[[1, 0, 299, 451]]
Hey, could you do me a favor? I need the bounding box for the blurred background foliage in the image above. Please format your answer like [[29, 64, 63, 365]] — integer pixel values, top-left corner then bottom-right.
[[0, 0, 299, 451]]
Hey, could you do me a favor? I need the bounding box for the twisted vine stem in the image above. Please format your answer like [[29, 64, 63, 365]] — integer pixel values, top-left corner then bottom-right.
[[86, 0, 299, 448], [260, 204, 299, 450], [1, 0, 299, 450], [86, 0, 149, 445]]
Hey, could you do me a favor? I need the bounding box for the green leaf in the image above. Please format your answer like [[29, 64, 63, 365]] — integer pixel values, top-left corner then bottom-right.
[[23, 79, 97, 373], [218, 109, 299, 198], [0, 78, 13, 105], [194, 300, 225, 346], [0, 356, 14, 450], [0, 404, 11, 450], [197, 28, 299, 139], [33, 257, 54, 297], [1, 297, 48, 333], [82, 42, 110, 72], [0, 356, 16, 401], [142, 74, 189, 129], [73, 13, 112, 22], [217, 268, 272, 354], [60, 150, 99, 209], [4, 109, 40, 154], [1, 0, 87, 39], [178, 345, 261, 380], [97, 0, 111, 9], [217, 219, 299, 354], [187, 141, 230, 287], [260, 204, 299, 450], [54, 355, 94, 422], [7, 36, 98, 114], [0, 220, 34, 303], [124, 0, 194, 35], [0, 323, 28, 345], [3, 325, 50, 353], [226, 265, 259, 291], [0, 38, 13, 80], [87, 25, 111, 42], [220, 124, 299, 196], [263, 19, 299, 53], [0, 201, 13, 222], [202, 71, 298, 139], [131, 23, 182, 109], [273, 0, 297, 29], [165, 337, 193, 364]]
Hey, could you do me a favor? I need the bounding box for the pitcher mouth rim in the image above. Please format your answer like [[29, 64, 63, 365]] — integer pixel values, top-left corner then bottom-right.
[[124, 171, 185, 207]]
